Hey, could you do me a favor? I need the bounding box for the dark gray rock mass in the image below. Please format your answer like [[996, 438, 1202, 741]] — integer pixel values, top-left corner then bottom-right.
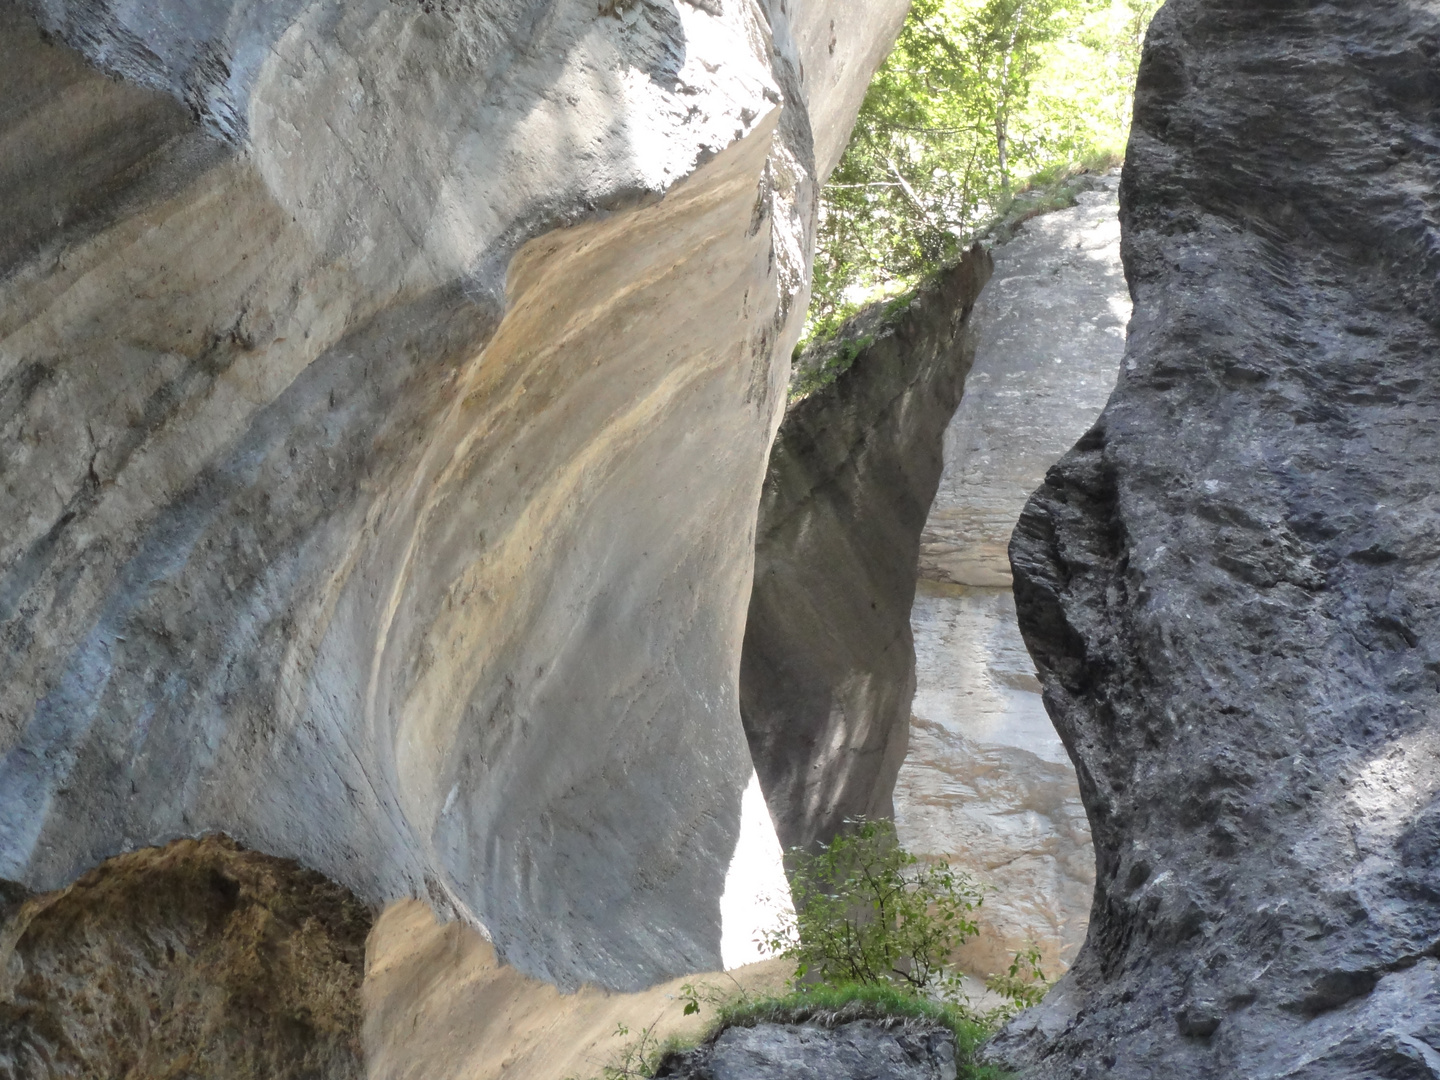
[[739, 248, 992, 851], [987, 1, 1440, 1077], [656, 1020, 957, 1080]]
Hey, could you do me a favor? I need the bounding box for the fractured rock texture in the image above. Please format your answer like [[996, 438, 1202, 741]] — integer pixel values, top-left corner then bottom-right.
[[0, 836, 371, 1080], [655, 1020, 958, 1080], [0, 0, 907, 1018], [988, 2, 1440, 1076], [739, 249, 992, 851]]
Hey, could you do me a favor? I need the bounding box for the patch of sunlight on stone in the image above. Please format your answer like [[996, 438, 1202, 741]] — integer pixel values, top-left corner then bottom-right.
[[897, 174, 1128, 983], [721, 770, 795, 970]]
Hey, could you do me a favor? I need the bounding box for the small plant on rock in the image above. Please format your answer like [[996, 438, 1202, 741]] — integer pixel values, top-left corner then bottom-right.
[[599, 1018, 670, 1080], [985, 942, 1049, 1013]]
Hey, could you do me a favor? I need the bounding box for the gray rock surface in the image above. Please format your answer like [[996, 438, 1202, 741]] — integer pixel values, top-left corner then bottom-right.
[[987, 2, 1440, 1076], [656, 1020, 957, 1080], [0, 0, 908, 1004], [896, 586, 1094, 981], [739, 249, 992, 852], [919, 178, 1130, 589], [895, 180, 1124, 980]]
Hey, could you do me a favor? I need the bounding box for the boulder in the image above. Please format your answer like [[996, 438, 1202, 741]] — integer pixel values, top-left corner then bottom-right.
[[988, 1, 1440, 1075], [656, 1019, 958, 1080]]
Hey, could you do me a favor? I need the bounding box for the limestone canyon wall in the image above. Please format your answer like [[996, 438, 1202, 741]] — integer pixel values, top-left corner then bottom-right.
[[989, 2, 1440, 1076], [0, 2, 908, 1063], [895, 177, 1127, 982], [739, 248, 992, 852]]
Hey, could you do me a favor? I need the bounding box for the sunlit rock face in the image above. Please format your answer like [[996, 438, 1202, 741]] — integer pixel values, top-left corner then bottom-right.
[[893, 179, 1126, 982], [987, 2, 1440, 1076], [918, 178, 1132, 591], [897, 584, 1095, 981], [739, 250, 992, 852], [0, 0, 907, 1023], [362, 900, 794, 1080]]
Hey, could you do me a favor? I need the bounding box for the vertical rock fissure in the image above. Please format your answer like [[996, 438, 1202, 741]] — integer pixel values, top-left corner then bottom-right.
[[893, 175, 1127, 984], [740, 247, 993, 853]]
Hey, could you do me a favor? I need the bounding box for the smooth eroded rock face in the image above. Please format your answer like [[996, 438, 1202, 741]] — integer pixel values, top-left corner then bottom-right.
[[988, 2, 1440, 1076], [894, 180, 1124, 980], [0, 0, 907, 1005], [896, 584, 1094, 981], [362, 901, 794, 1080], [655, 1020, 958, 1080], [0, 836, 371, 1080], [918, 179, 1130, 590], [739, 249, 992, 851]]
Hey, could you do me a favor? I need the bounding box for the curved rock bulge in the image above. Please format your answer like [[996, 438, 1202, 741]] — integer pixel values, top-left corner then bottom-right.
[[0, 0, 907, 992]]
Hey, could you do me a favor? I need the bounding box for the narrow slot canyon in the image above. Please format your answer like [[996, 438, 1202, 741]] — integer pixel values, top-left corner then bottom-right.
[[3, 0, 1439, 1077], [895, 175, 1128, 982]]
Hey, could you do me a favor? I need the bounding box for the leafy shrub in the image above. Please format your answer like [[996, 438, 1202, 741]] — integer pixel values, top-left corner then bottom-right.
[[759, 819, 1050, 1022], [597, 1019, 690, 1080], [760, 819, 980, 999], [984, 943, 1049, 1011], [589, 823, 1050, 1080]]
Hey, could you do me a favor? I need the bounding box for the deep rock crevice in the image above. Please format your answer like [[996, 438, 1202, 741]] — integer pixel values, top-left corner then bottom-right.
[[739, 247, 992, 852]]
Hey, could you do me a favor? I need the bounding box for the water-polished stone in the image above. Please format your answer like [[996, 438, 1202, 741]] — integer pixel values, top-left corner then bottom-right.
[[895, 177, 1126, 983], [919, 176, 1130, 589], [896, 582, 1093, 981]]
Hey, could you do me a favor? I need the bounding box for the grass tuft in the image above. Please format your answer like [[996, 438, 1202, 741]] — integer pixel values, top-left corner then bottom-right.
[[788, 333, 876, 402], [977, 148, 1122, 246]]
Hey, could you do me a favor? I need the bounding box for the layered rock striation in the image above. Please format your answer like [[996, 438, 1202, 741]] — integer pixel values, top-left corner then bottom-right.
[[989, 2, 1440, 1076], [895, 179, 1125, 980], [739, 249, 992, 852], [0, 0, 906, 1023]]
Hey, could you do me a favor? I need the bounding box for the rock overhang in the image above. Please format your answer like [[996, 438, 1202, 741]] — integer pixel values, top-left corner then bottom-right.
[[0, 0, 909, 994]]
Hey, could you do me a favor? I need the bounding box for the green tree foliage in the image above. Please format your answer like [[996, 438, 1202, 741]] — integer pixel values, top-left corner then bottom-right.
[[758, 819, 982, 999], [758, 820, 1052, 1022], [809, 0, 1160, 333]]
